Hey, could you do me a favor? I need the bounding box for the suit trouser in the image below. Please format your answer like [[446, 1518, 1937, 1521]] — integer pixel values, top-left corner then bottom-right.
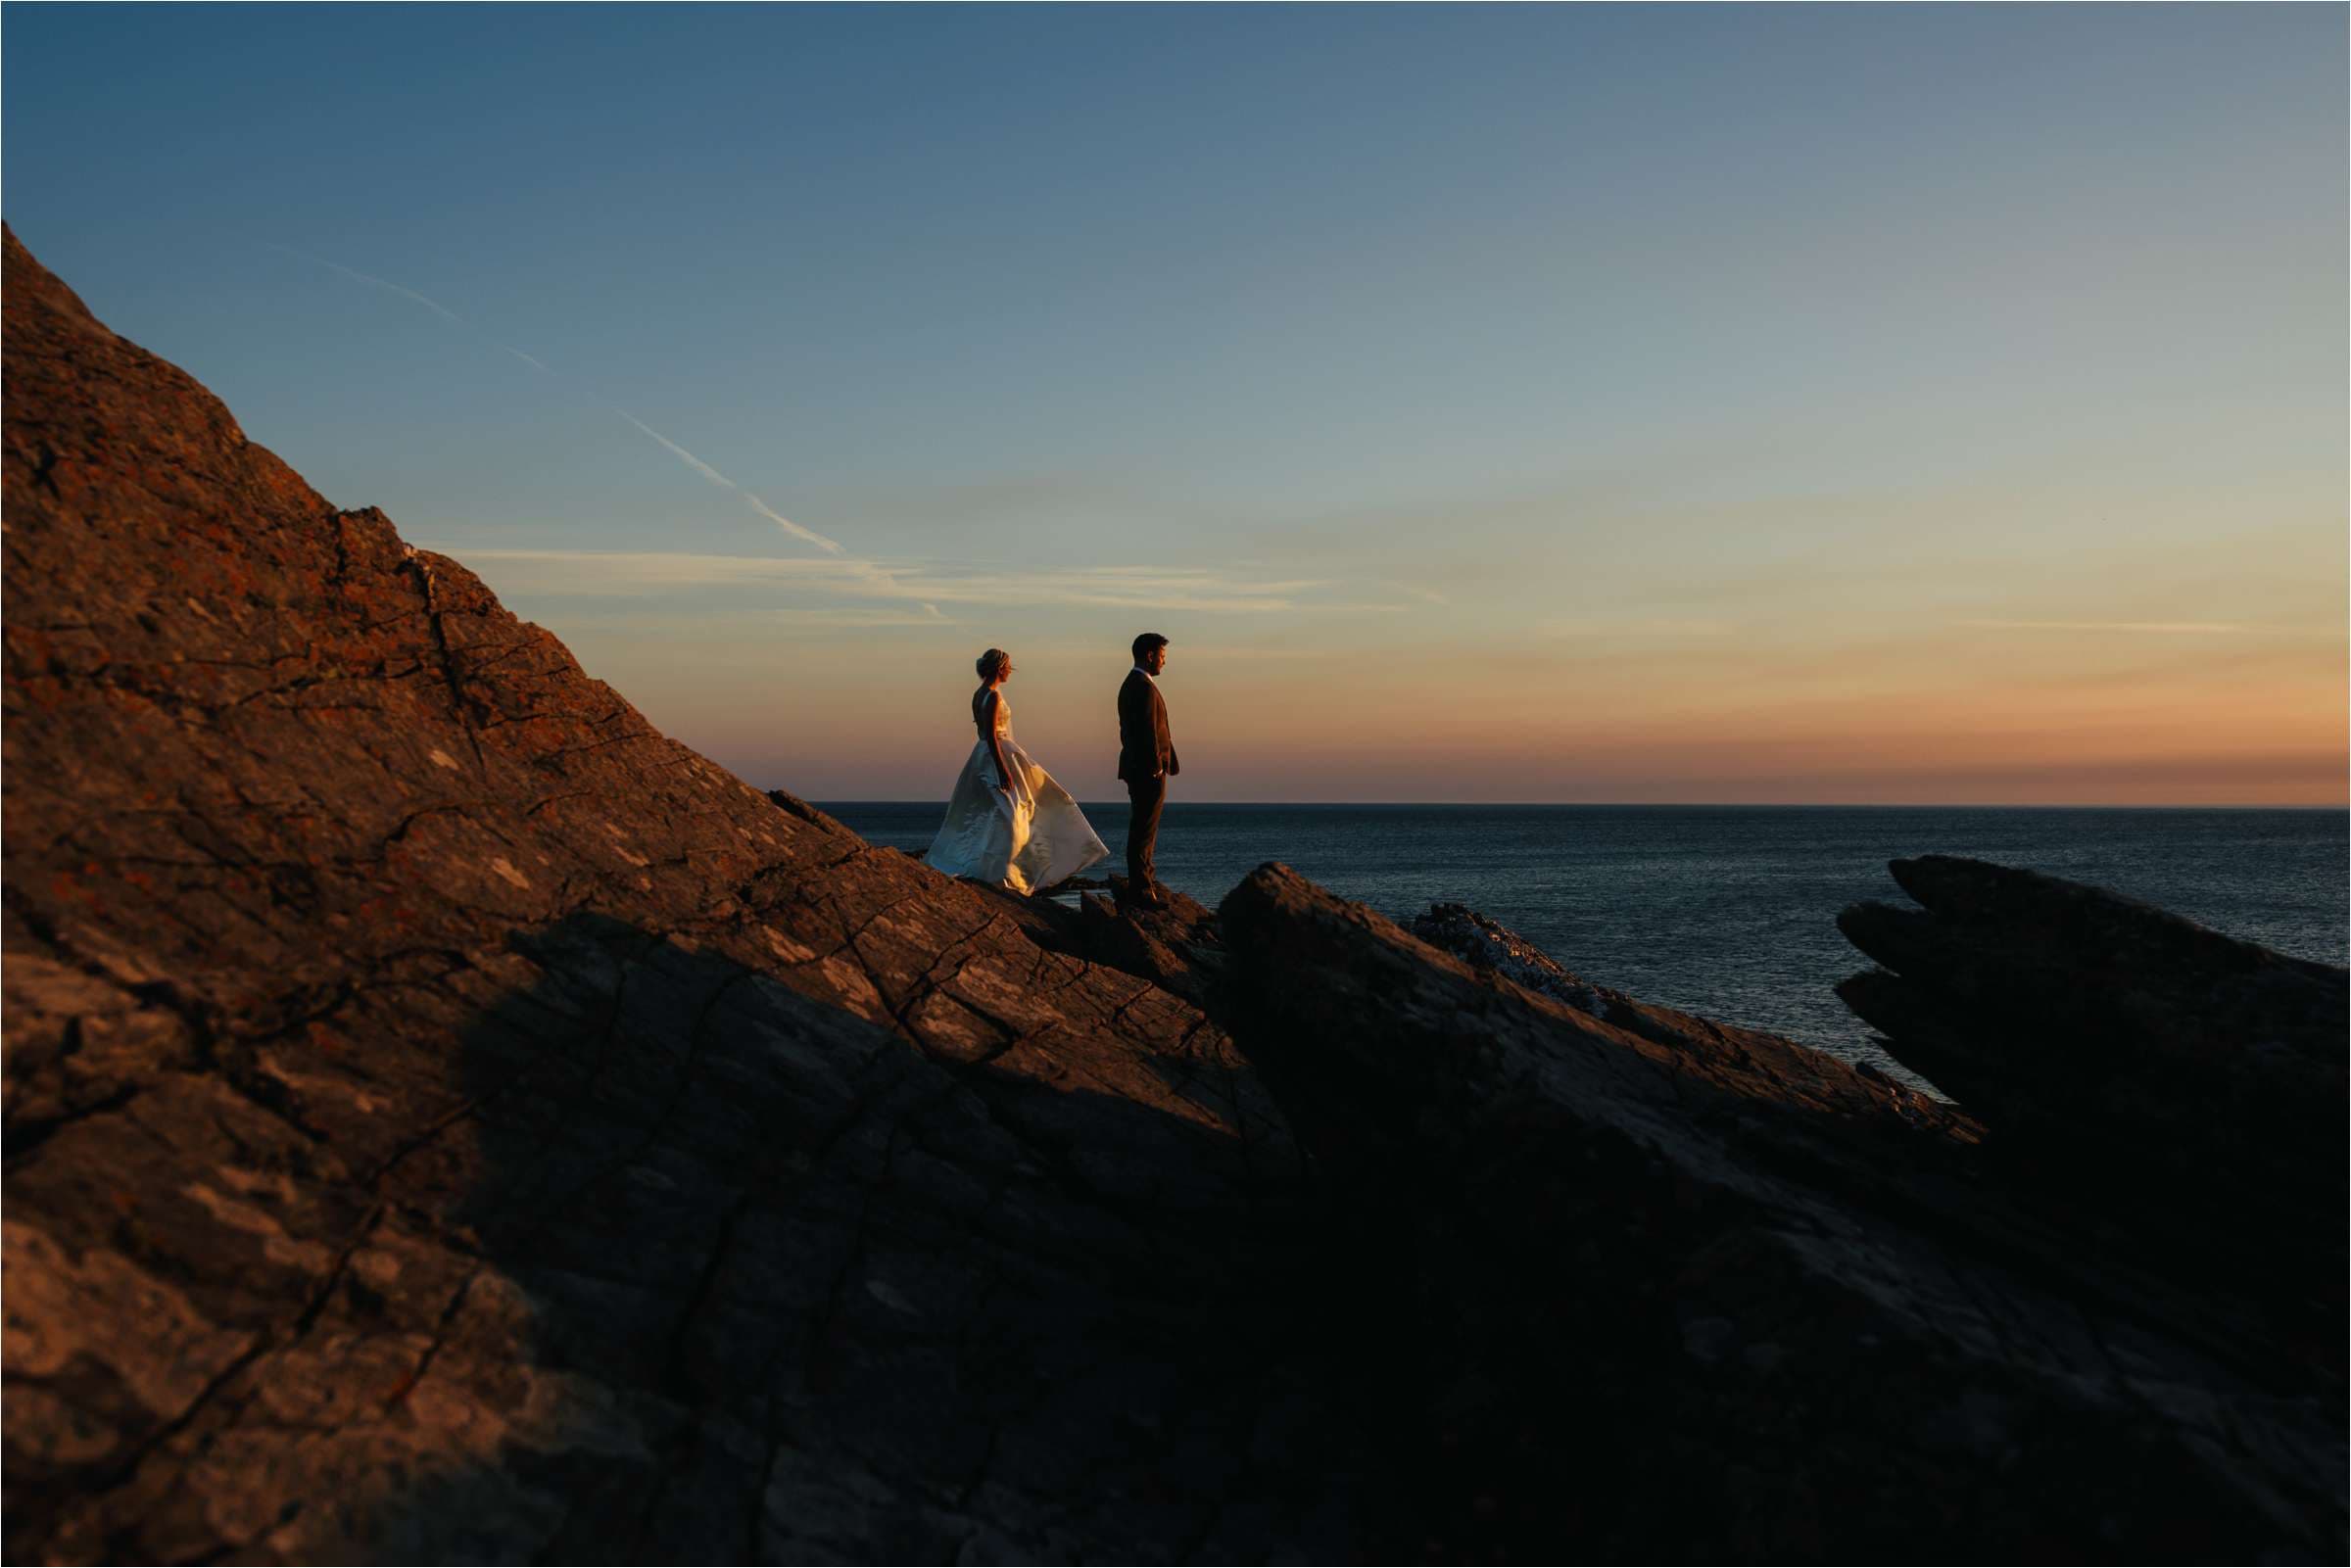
[[1125, 773, 1167, 889]]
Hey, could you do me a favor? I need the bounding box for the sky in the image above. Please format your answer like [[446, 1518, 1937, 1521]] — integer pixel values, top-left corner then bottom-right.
[[6, 4, 2343, 803]]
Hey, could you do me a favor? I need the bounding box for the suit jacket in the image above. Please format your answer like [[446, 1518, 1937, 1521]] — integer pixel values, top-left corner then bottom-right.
[[1117, 669, 1177, 784]]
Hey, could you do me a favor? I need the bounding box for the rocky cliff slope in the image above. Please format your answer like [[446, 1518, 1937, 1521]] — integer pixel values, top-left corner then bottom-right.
[[5, 226, 2342, 1562], [2, 226, 1337, 1562]]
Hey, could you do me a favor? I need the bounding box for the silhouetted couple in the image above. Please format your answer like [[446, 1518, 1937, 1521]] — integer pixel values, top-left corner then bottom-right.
[[922, 633, 1178, 908]]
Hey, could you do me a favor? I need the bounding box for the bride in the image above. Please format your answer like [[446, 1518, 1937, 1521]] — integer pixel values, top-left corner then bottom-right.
[[923, 647, 1109, 894]]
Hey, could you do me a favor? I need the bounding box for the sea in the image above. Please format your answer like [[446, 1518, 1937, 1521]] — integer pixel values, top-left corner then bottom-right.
[[819, 802, 2348, 1085]]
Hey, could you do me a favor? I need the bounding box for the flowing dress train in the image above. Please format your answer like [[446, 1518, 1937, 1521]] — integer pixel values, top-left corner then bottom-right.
[[922, 692, 1109, 894]]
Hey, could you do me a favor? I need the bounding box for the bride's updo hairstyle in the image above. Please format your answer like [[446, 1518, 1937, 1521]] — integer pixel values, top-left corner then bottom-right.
[[976, 648, 1010, 682]]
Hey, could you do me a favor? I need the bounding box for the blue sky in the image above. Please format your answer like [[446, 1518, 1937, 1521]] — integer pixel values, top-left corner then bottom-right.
[[7, 4, 2343, 801]]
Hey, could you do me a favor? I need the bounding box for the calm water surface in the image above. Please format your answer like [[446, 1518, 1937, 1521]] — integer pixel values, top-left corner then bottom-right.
[[820, 802, 2348, 1080]]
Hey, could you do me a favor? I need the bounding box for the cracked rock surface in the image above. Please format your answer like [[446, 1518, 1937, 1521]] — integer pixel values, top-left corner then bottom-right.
[[5, 221, 2341, 1564], [2, 225, 1352, 1562]]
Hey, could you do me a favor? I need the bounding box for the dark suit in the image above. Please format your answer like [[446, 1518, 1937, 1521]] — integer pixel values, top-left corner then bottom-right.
[[1117, 668, 1177, 890]]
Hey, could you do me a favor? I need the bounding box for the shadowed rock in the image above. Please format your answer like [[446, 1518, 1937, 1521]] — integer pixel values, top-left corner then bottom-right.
[[1839, 855, 2347, 1340], [1411, 898, 1945, 1105], [1412, 901, 1611, 1017], [1, 225, 1358, 1562], [1220, 861, 2344, 1562], [1839, 854, 2344, 1164]]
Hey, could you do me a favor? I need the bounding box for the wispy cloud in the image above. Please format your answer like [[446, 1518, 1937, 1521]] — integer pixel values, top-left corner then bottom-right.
[[286, 248, 1416, 616], [431, 546, 1347, 614], [774, 607, 961, 629], [1166, 644, 1338, 661], [1543, 616, 1741, 639], [1955, 619, 2249, 636]]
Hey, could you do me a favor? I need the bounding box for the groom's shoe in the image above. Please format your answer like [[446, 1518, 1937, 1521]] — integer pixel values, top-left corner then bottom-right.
[[1133, 880, 1169, 910]]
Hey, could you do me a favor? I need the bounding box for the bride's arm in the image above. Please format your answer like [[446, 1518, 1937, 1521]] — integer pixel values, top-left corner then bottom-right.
[[982, 690, 1013, 795]]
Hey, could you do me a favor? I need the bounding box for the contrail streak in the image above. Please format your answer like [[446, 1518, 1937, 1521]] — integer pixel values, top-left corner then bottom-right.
[[612, 409, 843, 554], [268, 244, 467, 323], [1956, 619, 2246, 636], [279, 245, 1404, 613], [279, 245, 841, 554]]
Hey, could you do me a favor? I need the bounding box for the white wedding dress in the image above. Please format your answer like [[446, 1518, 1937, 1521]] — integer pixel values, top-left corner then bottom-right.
[[923, 689, 1109, 894]]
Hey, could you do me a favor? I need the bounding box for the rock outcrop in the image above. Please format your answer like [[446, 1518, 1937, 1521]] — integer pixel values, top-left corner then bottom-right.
[[1840, 854, 2348, 1369], [1224, 865, 2344, 1562], [5, 224, 2341, 1563], [1411, 898, 1945, 1109], [2, 226, 1346, 1563], [1839, 854, 2344, 1187]]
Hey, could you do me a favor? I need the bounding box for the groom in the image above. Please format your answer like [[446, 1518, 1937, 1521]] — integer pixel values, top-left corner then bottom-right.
[[1116, 632, 1177, 910]]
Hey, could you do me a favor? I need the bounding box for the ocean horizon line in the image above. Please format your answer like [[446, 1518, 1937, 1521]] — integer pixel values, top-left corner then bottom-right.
[[806, 798, 2350, 813]]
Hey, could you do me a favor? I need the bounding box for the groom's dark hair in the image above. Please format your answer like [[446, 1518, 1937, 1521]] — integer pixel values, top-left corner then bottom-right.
[[1132, 633, 1169, 660]]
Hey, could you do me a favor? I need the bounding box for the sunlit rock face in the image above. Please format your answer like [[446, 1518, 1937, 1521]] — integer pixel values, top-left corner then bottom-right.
[[0, 224, 1353, 1563], [4, 224, 2341, 1564]]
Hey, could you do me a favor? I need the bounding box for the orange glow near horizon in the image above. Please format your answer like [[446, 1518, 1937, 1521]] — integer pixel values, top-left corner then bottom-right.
[[545, 610, 2347, 807], [446, 457, 2347, 809]]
